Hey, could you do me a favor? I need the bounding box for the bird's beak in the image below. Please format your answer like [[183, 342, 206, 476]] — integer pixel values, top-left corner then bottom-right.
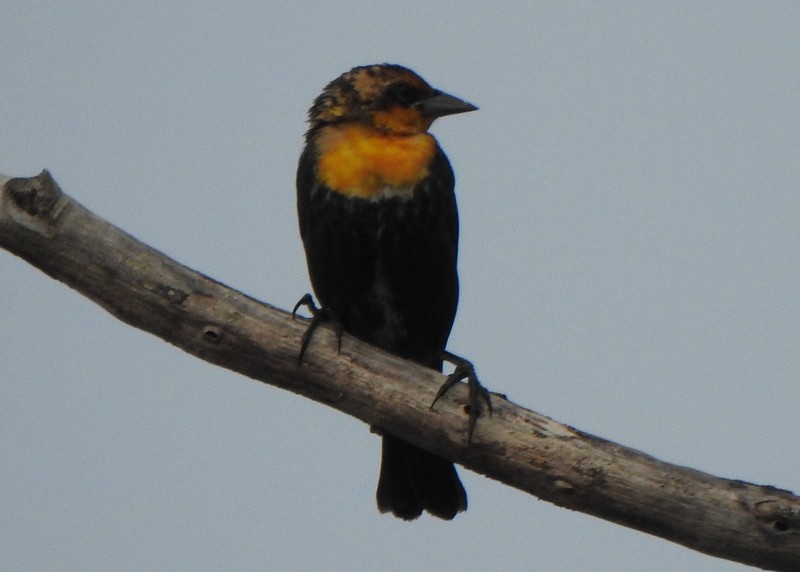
[[417, 91, 478, 118]]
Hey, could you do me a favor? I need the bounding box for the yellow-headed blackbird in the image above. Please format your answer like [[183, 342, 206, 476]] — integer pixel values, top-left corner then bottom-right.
[[296, 64, 477, 520]]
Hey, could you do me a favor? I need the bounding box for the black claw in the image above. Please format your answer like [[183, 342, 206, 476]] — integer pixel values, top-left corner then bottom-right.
[[292, 293, 343, 365], [431, 351, 491, 444], [292, 293, 317, 319]]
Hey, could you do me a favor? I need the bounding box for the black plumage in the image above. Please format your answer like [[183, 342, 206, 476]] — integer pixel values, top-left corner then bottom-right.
[[296, 64, 475, 519]]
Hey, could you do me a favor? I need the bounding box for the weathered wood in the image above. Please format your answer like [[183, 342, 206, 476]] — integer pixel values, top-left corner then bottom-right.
[[2, 170, 799, 570]]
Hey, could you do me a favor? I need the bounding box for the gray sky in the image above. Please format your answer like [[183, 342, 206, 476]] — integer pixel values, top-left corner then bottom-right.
[[2, 3, 799, 571]]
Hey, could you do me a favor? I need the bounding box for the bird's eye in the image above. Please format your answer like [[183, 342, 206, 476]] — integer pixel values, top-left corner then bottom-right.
[[388, 83, 425, 106]]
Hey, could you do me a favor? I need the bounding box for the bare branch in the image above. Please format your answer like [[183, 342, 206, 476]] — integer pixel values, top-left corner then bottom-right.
[[2, 171, 799, 570]]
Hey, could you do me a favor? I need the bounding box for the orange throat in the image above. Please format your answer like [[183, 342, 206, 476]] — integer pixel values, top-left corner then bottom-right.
[[315, 123, 436, 199]]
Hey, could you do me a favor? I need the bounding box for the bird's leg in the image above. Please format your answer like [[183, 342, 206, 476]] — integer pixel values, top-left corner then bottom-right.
[[292, 293, 343, 365], [431, 351, 492, 444]]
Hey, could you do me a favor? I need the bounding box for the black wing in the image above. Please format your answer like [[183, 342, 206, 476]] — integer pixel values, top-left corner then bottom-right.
[[296, 137, 459, 369]]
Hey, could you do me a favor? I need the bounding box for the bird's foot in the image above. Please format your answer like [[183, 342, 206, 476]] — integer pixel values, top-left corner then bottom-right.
[[292, 293, 342, 365], [431, 351, 492, 444]]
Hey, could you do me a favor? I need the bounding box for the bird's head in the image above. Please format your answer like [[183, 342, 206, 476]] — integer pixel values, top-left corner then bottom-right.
[[308, 64, 477, 135]]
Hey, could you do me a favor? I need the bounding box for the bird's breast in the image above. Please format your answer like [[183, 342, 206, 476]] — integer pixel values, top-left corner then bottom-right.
[[315, 124, 436, 200]]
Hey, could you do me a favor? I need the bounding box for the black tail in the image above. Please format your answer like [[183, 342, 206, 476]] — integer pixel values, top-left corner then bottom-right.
[[376, 434, 467, 520]]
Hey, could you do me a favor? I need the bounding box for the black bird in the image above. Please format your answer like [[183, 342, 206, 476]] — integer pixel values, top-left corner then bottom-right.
[[296, 64, 477, 520]]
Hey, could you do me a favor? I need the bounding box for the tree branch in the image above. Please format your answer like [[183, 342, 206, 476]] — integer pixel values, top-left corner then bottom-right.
[[2, 170, 799, 570]]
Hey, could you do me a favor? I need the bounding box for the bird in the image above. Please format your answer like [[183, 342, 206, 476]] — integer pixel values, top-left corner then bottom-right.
[[295, 64, 478, 520]]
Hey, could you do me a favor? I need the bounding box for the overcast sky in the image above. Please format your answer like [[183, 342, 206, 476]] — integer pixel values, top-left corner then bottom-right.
[[2, 3, 800, 571]]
